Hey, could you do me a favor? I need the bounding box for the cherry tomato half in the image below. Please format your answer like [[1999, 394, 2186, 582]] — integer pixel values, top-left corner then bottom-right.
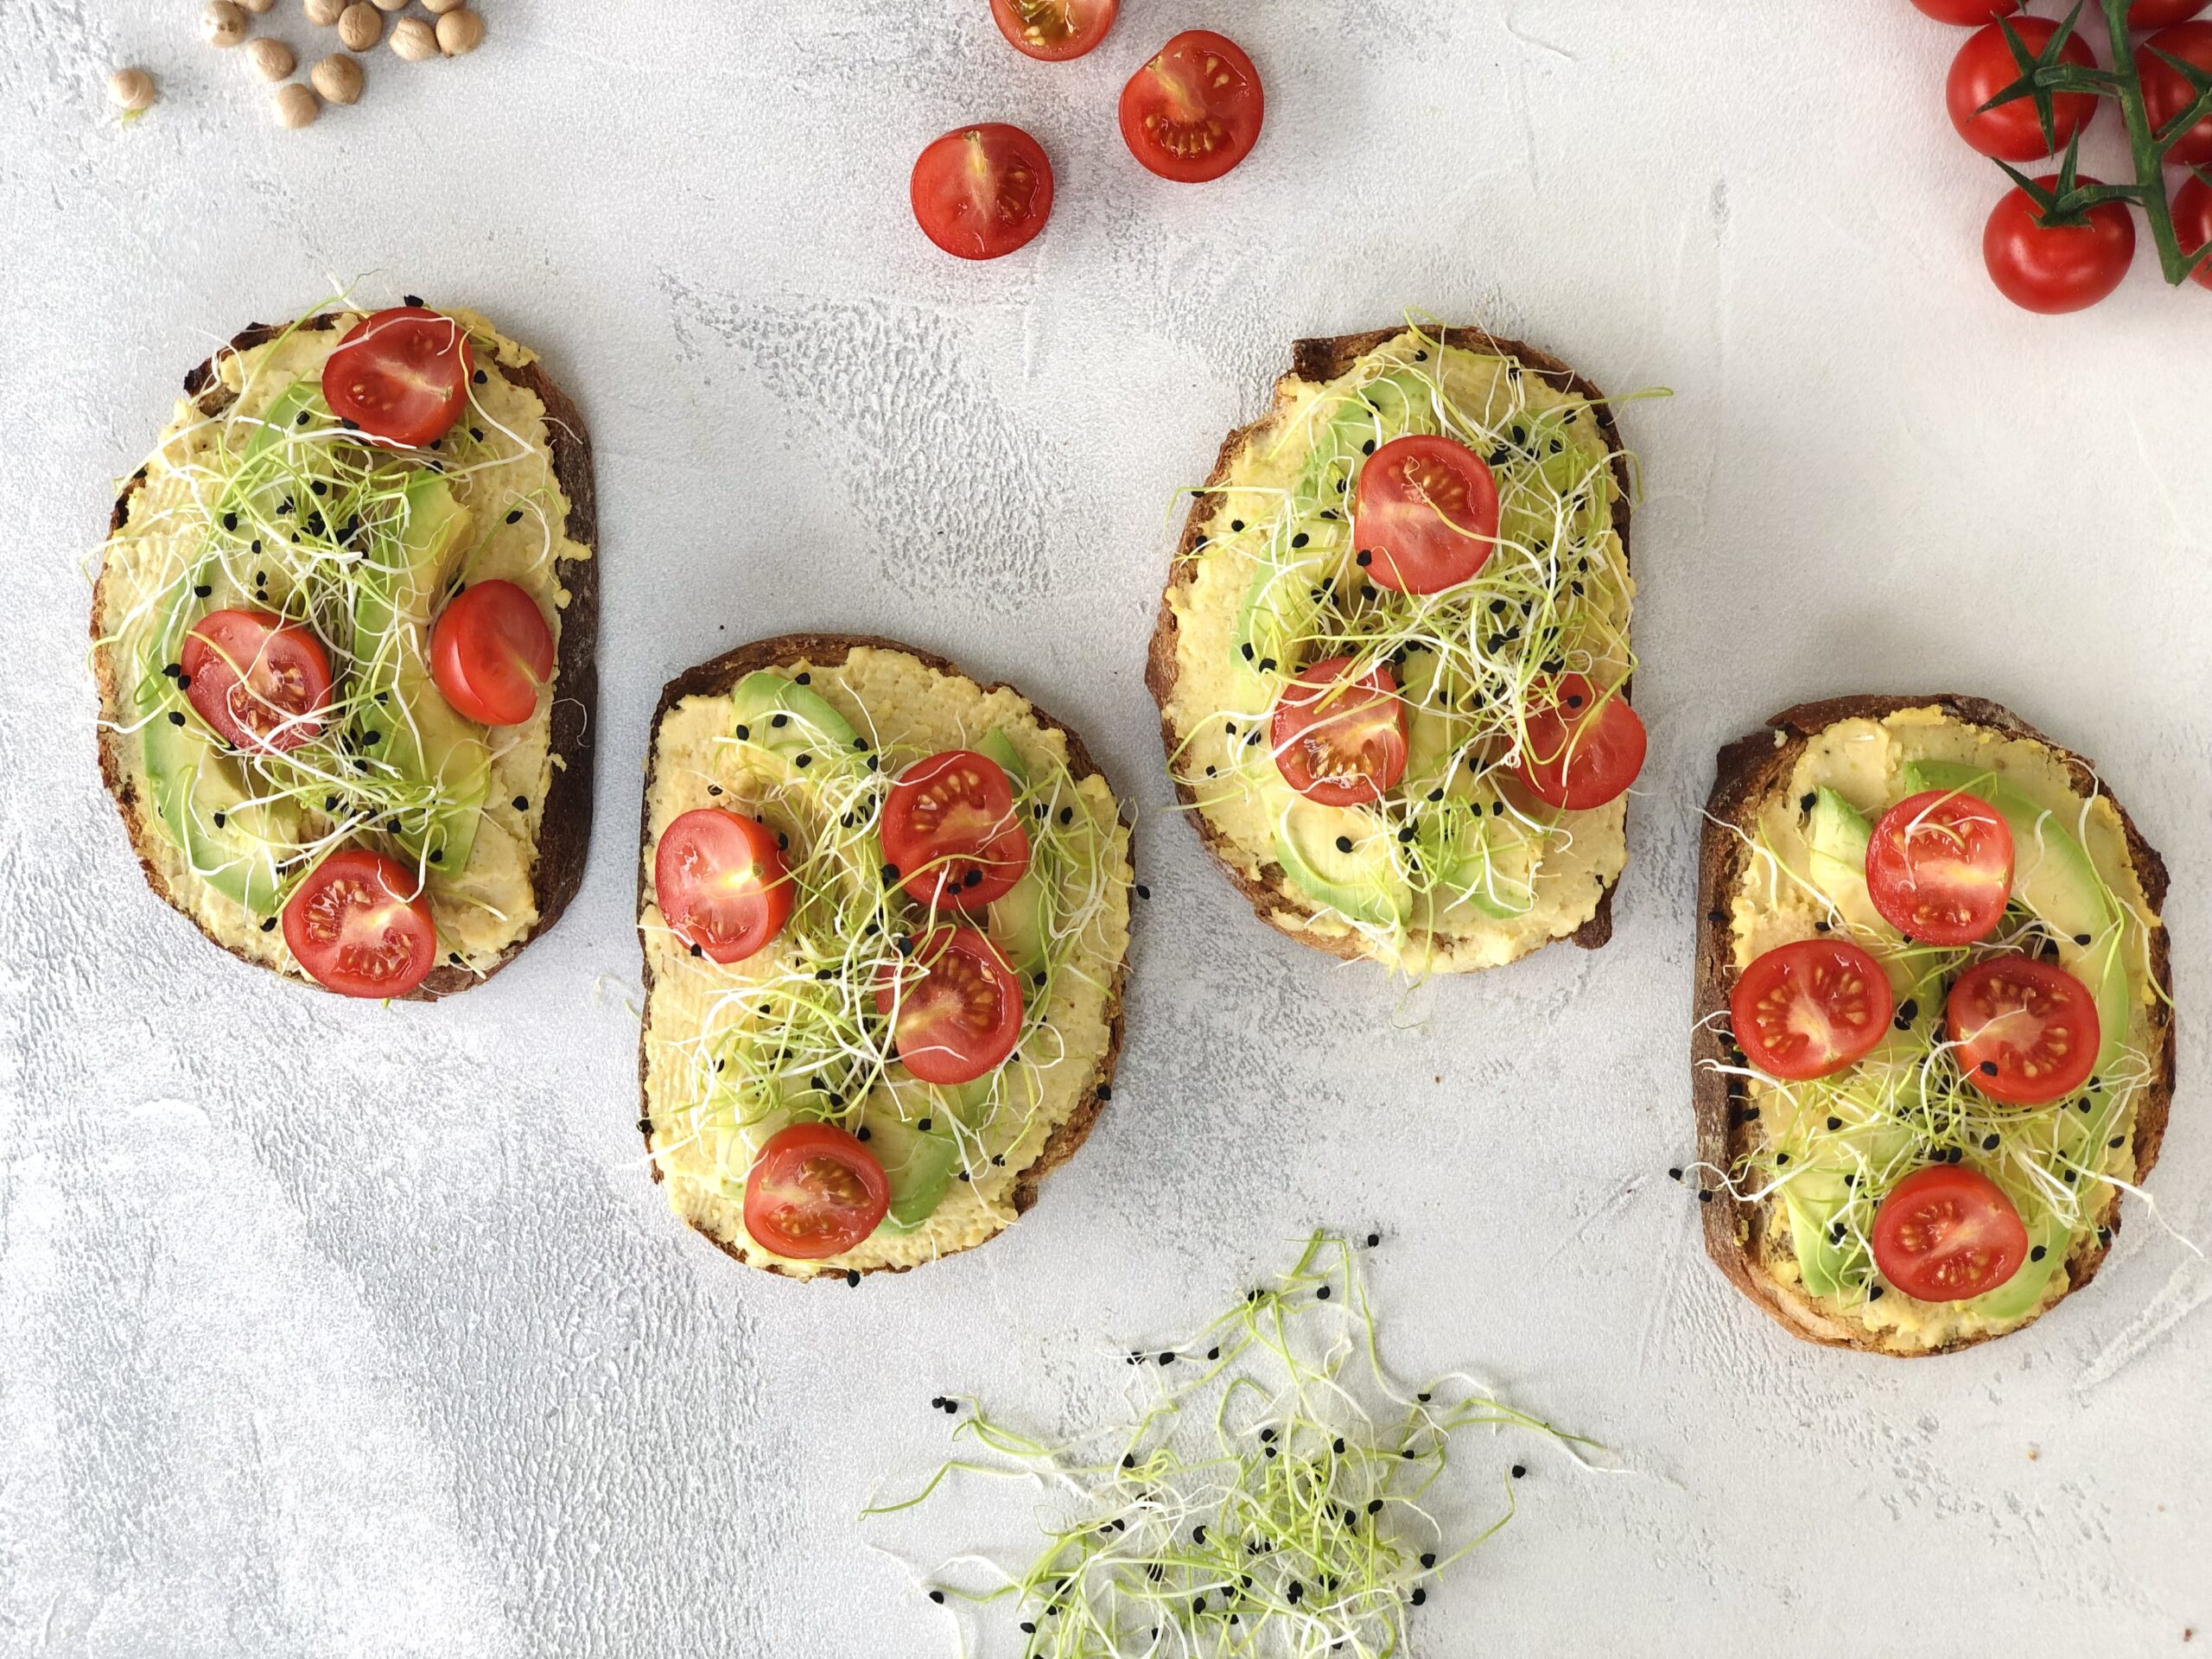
[[742, 1122, 890, 1261], [880, 750, 1032, 911], [2133, 0, 2209, 27], [1871, 1165, 2029, 1300], [2174, 171, 2212, 288], [990, 0, 1116, 61], [1513, 673, 1646, 811], [321, 306, 474, 448], [1947, 956, 2101, 1105], [876, 926, 1024, 1086], [1729, 938, 1896, 1082], [655, 808, 794, 964], [283, 848, 437, 998], [180, 607, 332, 753], [429, 580, 555, 728], [2139, 22, 2212, 168], [1911, 0, 2020, 22], [1983, 176, 2137, 314], [1352, 434, 1500, 594], [1866, 789, 2013, 944], [1947, 20, 2098, 162], [1119, 29, 1263, 183], [911, 124, 1054, 260], [1270, 657, 1408, 808]]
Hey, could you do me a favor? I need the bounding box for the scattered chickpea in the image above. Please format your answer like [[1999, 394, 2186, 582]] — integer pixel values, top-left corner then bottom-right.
[[203, 1, 250, 48], [107, 67, 158, 111], [239, 0, 276, 12], [422, 0, 464, 12], [309, 51, 363, 103], [336, 2, 383, 50], [246, 37, 296, 80], [391, 16, 437, 60], [370, 0, 409, 10], [435, 7, 483, 55], [272, 80, 319, 127], [304, 0, 343, 22]]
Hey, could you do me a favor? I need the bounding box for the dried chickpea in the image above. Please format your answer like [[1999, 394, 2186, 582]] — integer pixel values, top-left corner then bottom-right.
[[203, 1, 249, 48], [107, 67, 157, 111], [309, 51, 363, 103], [435, 7, 483, 54], [304, 0, 343, 22], [336, 1, 382, 50], [422, 0, 464, 12], [391, 16, 437, 59], [240, 0, 276, 12], [272, 81, 319, 127], [247, 38, 296, 79]]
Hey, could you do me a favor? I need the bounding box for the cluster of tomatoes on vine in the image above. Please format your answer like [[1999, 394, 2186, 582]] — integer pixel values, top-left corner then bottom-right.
[[909, 3, 1262, 260]]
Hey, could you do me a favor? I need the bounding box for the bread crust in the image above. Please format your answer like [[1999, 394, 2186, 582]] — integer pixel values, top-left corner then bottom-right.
[[636, 632, 1133, 1280], [1693, 693, 2176, 1356], [1143, 324, 1632, 968], [92, 312, 598, 1001]]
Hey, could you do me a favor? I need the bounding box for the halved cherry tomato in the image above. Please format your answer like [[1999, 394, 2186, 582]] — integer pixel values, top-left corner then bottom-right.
[[990, 0, 1116, 61], [1948, 956, 2100, 1105], [283, 848, 437, 998], [429, 580, 555, 727], [876, 927, 1023, 1086], [1513, 674, 1646, 811], [180, 608, 332, 753], [911, 124, 1054, 260], [2174, 171, 2212, 288], [2134, 0, 2209, 27], [1866, 789, 2014, 944], [1947, 20, 2098, 162], [1729, 939, 1895, 1082], [1983, 176, 2136, 314], [742, 1122, 890, 1260], [1911, 0, 2019, 22], [321, 306, 474, 448], [880, 750, 1032, 911], [1352, 434, 1500, 594], [1119, 29, 1263, 183], [655, 808, 793, 964], [1871, 1165, 2028, 1300], [1270, 658, 1408, 808], [2139, 22, 2212, 167]]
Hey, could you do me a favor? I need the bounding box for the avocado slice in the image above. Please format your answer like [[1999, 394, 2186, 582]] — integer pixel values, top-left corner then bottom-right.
[[1233, 552, 1330, 680], [1782, 1169, 1853, 1300], [728, 671, 863, 772], [1963, 1208, 2071, 1323], [141, 703, 300, 915], [1415, 796, 1535, 921], [1805, 785, 1872, 899], [988, 865, 1052, 976], [868, 1077, 994, 1233], [1274, 799, 1408, 927], [978, 728, 1027, 786], [1399, 647, 1471, 787]]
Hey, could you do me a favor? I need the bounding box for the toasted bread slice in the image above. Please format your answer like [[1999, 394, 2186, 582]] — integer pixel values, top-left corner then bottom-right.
[[1694, 694, 2175, 1355]]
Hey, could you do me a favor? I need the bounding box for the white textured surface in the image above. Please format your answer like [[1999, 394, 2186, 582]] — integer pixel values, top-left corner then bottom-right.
[[3, 2, 2209, 1653]]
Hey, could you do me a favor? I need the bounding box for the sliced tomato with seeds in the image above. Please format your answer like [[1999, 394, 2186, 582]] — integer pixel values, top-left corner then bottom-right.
[[876, 926, 1024, 1086], [320, 306, 474, 448], [1946, 20, 2098, 162], [283, 848, 437, 999], [1871, 1165, 2029, 1300], [1865, 789, 2013, 944], [180, 607, 332, 753], [990, 0, 1116, 60], [742, 1123, 890, 1261], [1352, 434, 1500, 594], [1947, 955, 2100, 1105], [1729, 938, 1895, 1082], [911, 124, 1054, 260], [1119, 29, 1263, 183], [1269, 657, 1408, 808], [655, 808, 794, 964], [880, 750, 1032, 910], [1512, 673, 1646, 811], [429, 579, 555, 727]]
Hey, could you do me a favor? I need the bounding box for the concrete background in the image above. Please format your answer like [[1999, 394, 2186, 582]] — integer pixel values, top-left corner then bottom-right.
[[3, 1, 2209, 1653]]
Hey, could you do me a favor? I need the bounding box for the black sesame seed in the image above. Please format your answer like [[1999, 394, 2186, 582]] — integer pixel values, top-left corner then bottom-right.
[[846, 1270, 861, 1287], [1420, 1552, 1437, 1569], [259, 917, 276, 931], [795, 753, 811, 769], [918, 1118, 932, 1133], [735, 724, 750, 740], [1135, 883, 1150, 899], [168, 711, 185, 726], [1291, 532, 1309, 549], [194, 583, 212, 597], [1411, 1588, 1428, 1607], [473, 369, 487, 385], [1870, 1284, 1886, 1300], [1058, 807, 1073, 826], [855, 1126, 871, 1141], [2031, 1245, 2047, 1262], [1827, 1116, 1842, 1131], [212, 811, 226, 828], [1980, 1061, 1999, 1076], [1335, 835, 1353, 854]]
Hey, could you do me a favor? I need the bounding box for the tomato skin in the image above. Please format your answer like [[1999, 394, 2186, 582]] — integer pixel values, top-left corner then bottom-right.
[[1352, 434, 1500, 594], [876, 927, 1023, 1086], [1911, 0, 2020, 22], [1269, 658, 1408, 808], [1513, 674, 1646, 811], [320, 306, 474, 448], [180, 608, 332, 753], [911, 124, 1054, 260], [989, 0, 1116, 61], [2139, 23, 2212, 167], [2133, 0, 2209, 26], [1871, 1166, 2029, 1300], [283, 848, 437, 999], [1119, 29, 1264, 183], [2174, 171, 2212, 288], [743, 1123, 890, 1261], [1729, 939, 1895, 1082], [1947, 21, 2098, 162], [1947, 956, 2101, 1105], [1983, 176, 2137, 314], [429, 580, 555, 728], [655, 809, 794, 964], [1865, 790, 2013, 944], [880, 750, 1032, 911]]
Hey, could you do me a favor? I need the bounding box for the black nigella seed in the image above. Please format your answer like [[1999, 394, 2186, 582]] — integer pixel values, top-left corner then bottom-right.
[[1511, 1464, 1527, 1478], [1776, 1153, 1790, 1166], [639, 1117, 654, 1135], [512, 795, 529, 811], [212, 812, 226, 828], [1669, 1166, 1682, 1181], [1699, 1189, 1714, 1204], [2031, 1245, 2047, 1262], [1984, 1134, 2001, 1150], [1158, 1352, 1173, 1366], [918, 1118, 932, 1133], [735, 724, 750, 740], [707, 784, 722, 796], [882, 862, 899, 882], [1058, 806, 1073, 826], [506, 508, 523, 524], [1814, 919, 1831, 933], [1980, 1061, 1999, 1076], [428, 850, 442, 864], [260, 917, 276, 932], [1827, 1116, 1842, 1131], [846, 1270, 861, 1287], [855, 1126, 871, 1141], [1414, 349, 1427, 360], [1335, 836, 1353, 854], [1121, 1454, 1135, 1469], [1367, 1499, 1383, 1515], [1549, 438, 1563, 454], [1356, 549, 1372, 567], [1291, 532, 1309, 549], [795, 753, 811, 769], [1096, 1084, 1112, 1102], [689, 944, 702, 957], [1871, 1284, 1886, 1300], [928, 1590, 944, 1605], [340, 418, 359, 432], [473, 369, 486, 385], [1412, 1589, 1427, 1607], [194, 583, 212, 597], [168, 711, 185, 726], [311, 480, 326, 496], [1230, 518, 1245, 531], [771, 713, 789, 728], [1799, 793, 1817, 812], [175, 672, 192, 690], [324, 797, 340, 811], [1316, 1284, 1332, 1300], [470, 429, 483, 442], [1135, 882, 1151, 899], [2110, 1134, 2126, 1147]]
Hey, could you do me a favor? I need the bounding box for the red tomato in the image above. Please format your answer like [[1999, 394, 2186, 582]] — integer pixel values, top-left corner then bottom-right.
[[1513, 674, 1646, 811], [1269, 658, 1408, 808], [283, 848, 437, 998], [321, 306, 474, 448], [1728, 939, 1896, 1082], [1352, 435, 1500, 594], [1865, 790, 2014, 944], [1983, 176, 2137, 313], [911, 124, 1054, 260], [655, 808, 793, 964], [1871, 1166, 2029, 1300], [429, 580, 555, 727], [180, 608, 332, 753], [1119, 29, 1264, 183], [742, 1123, 889, 1261], [989, 0, 1116, 60], [1947, 20, 2098, 162], [2139, 22, 2212, 167], [1947, 956, 2101, 1105], [880, 751, 1032, 911], [876, 927, 1023, 1086], [1911, 0, 2020, 22], [2174, 171, 2212, 288], [2134, 0, 2209, 25]]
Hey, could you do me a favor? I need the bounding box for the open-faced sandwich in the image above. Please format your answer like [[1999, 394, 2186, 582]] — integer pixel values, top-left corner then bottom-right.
[[637, 635, 1133, 1281], [92, 302, 597, 1000], [1147, 322, 1643, 975], [1694, 696, 2175, 1355]]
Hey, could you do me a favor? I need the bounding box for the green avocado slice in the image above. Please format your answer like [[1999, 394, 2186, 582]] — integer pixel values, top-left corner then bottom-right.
[[1274, 799, 1408, 927], [141, 705, 299, 915], [728, 671, 863, 771], [868, 1077, 994, 1233]]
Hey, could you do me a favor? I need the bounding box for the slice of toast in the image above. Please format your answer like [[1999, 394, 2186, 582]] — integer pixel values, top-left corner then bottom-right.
[[1694, 694, 2176, 1355], [1145, 324, 1634, 970], [92, 311, 598, 1001]]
